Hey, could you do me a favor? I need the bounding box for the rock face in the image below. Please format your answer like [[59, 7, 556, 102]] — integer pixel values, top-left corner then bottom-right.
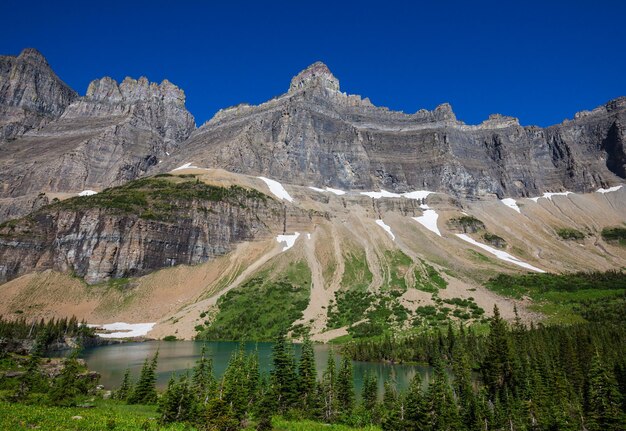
[[0, 50, 195, 222], [0, 176, 300, 284], [165, 63, 625, 199], [0, 48, 78, 140]]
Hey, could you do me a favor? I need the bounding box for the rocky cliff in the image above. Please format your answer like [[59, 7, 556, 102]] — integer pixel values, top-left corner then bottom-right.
[[165, 62, 625, 199], [0, 48, 78, 140], [0, 175, 303, 284], [0, 50, 195, 222]]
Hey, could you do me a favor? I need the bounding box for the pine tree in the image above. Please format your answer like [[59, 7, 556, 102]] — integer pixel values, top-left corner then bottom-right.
[[427, 355, 461, 431], [192, 343, 217, 404], [361, 371, 379, 423], [159, 373, 194, 424], [269, 333, 299, 413], [381, 379, 403, 431], [403, 372, 428, 431], [586, 352, 625, 431], [115, 368, 133, 401], [320, 350, 338, 422], [298, 334, 317, 411], [336, 356, 355, 418], [482, 305, 516, 400], [48, 349, 89, 406], [128, 350, 159, 404]]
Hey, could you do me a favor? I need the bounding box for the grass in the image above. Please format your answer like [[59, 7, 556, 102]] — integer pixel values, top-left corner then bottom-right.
[[485, 271, 626, 324], [327, 251, 374, 330], [0, 401, 380, 431], [601, 226, 626, 246], [556, 227, 585, 240], [0, 400, 189, 431], [197, 261, 311, 341], [54, 177, 268, 221]]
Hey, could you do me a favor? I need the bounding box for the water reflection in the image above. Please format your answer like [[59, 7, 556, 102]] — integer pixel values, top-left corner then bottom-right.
[[81, 341, 432, 396]]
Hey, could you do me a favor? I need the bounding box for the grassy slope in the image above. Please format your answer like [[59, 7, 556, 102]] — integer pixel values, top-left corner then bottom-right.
[[197, 260, 312, 341], [486, 271, 626, 324], [0, 401, 380, 431]]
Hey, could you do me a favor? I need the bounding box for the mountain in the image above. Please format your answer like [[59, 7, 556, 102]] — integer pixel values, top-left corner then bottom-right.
[[0, 48, 78, 140], [0, 48, 195, 222], [163, 61, 625, 198], [0, 50, 624, 342]]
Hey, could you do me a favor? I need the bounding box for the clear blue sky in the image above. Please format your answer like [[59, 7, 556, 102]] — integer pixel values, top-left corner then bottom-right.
[[2, 0, 625, 127]]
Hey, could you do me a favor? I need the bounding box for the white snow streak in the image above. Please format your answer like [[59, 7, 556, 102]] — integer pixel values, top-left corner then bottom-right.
[[596, 185, 623, 194], [172, 162, 206, 171], [500, 198, 521, 213], [412, 210, 441, 236], [78, 190, 97, 197], [88, 322, 156, 339], [528, 192, 573, 202], [276, 232, 300, 251], [258, 177, 294, 202], [455, 234, 545, 273], [375, 219, 395, 240], [308, 186, 346, 195], [360, 190, 435, 200]]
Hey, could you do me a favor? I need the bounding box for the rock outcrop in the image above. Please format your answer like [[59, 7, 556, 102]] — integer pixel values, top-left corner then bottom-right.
[[0, 50, 195, 222], [164, 63, 625, 199], [0, 48, 78, 140], [0, 176, 303, 284]]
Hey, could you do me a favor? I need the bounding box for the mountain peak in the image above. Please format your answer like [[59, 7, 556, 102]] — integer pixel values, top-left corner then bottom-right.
[[18, 48, 48, 66], [289, 61, 340, 93]]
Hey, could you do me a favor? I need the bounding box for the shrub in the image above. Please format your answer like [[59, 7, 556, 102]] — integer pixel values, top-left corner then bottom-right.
[[556, 227, 585, 240]]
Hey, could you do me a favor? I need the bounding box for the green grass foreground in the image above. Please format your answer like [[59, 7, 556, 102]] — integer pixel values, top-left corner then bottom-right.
[[0, 400, 379, 431]]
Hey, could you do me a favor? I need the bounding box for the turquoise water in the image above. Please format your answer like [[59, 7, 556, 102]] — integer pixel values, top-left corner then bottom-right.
[[81, 340, 431, 396]]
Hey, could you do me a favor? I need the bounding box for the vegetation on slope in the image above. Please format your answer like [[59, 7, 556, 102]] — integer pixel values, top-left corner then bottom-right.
[[196, 261, 311, 341], [602, 226, 626, 246], [52, 175, 269, 221], [485, 270, 626, 324]]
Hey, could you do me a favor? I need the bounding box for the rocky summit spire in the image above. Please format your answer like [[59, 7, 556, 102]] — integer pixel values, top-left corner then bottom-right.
[[289, 61, 340, 93]]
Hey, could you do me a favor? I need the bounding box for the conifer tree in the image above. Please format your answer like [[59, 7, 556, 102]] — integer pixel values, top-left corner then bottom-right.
[[586, 352, 625, 431], [159, 373, 194, 424], [269, 333, 298, 413], [361, 371, 379, 423], [320, 350, 338, 422], [427, 355, 461, 431], [298, 334, 317, 411], [381, 379, 403, 431], [48, 349, 89, 406], [404, 372, 428, 431], [192, 343, 217, 404], [128, 350, 159, 404], [115, 368, 133, 401], [336, 356, 355, 418]]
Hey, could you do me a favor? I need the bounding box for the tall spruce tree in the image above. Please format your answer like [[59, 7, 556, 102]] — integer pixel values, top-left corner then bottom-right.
[[192, 344, 217, 404], [269, 333, 298, 413], [404, 372, 428, 431], [586, 352, 625, 431], [128, 350, 159, 404], [115, 368, 133, 401], [298, 334, 317, 411], [336, 356, 355, 417], [321, 350, 338, 422], [427, 355, 461, 431], [361, 371, 379, 423]]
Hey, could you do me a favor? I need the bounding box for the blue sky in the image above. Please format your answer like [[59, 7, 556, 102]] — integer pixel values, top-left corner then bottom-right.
[[2, 0, 625, 127]]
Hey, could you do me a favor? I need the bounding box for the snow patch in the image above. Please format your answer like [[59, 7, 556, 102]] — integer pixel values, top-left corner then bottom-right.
[[455, 234, 545, 273], [276, 232, 300, 251], [259, 177, 294, 202], [412, 210, 441, 236], [88, 322, 156, 339], [360, 190, 402, 199], [528, 192, 573, 202], [500, 198, 521, 213], [596, 185, 623, 194], [308, 186, 346, 195], [360, 190, 435, 200], [78, 190, 97, 197], [402, 190, 434, 200], [306, 233, 311, 240], [375, 219, 395, 241], [173, 162, 204, 171]]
